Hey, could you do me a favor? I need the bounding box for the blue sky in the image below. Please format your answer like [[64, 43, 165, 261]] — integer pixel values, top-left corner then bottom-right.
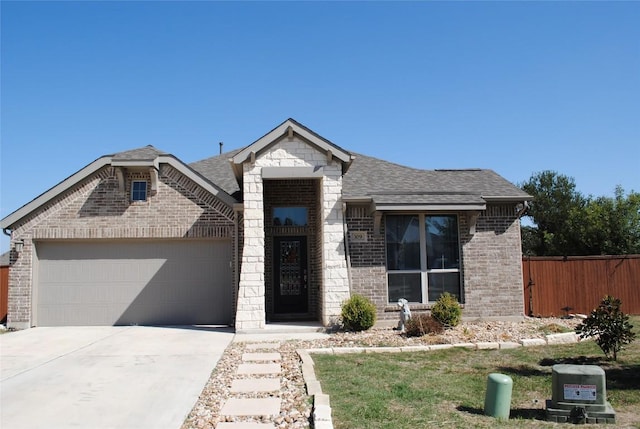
[[1, 1, 639, 251]]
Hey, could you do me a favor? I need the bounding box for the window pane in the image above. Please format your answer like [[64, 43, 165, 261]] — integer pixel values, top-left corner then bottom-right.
[[427, 272, 460, 302], [425, 215, 459, 269], [273, 207, 308, 226], [388, 273, 422, 303], [385, 215, 420, 270], [132, 181, 147, 201]]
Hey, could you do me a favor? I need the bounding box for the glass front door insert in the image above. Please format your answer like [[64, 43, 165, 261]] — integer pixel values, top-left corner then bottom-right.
[[274, 236, 308, 314]]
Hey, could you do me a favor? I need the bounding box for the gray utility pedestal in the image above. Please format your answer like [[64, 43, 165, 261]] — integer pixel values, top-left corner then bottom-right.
[[546, 364, 616, 424]]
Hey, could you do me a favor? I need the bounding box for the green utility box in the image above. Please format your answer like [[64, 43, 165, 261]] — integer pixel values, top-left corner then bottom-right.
[[546, 364, 616, 424], [484, 373, 513, 420]]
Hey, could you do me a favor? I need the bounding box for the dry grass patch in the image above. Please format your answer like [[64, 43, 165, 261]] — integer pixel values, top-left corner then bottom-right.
[[313, 317, 640, 429]]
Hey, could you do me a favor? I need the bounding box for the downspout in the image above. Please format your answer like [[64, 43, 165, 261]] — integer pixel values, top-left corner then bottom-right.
[[232, 206, 240, 327], [517, 201, 532, 315], [527, 254, 535, 317], [342, 202, 353, 294]]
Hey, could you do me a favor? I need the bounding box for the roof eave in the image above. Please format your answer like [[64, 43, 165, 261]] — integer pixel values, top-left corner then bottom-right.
[[1, 156, 112, 229], [343, 196, 374, 204], [374, 203, 487, 212], [1, 154, 238, 230], [231, 119, 352, 165], [482, 195, 533, 202]]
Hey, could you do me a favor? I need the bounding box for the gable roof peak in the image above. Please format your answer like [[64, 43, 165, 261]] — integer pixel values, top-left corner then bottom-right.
[[230, 118, 354, 180], [112, 145, 166, 161]]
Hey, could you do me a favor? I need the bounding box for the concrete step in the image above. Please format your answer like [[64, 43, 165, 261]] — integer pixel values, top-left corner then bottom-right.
[[216, 422, 276, 428], [236, 322, 327, 334], [220, 398, 281, 417], [245, 343, 280, 350], [230, 378, 280, 393], [237, 363, 281, 375], [242, 352, 281, 362]]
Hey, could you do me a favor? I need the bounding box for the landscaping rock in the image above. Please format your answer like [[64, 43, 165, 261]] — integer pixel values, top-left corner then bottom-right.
[[181, 317, 580, 429]]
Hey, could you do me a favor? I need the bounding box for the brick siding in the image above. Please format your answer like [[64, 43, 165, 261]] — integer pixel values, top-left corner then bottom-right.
[[345, 205, 389, 320], [7, 165, 235, 328], [347, 204, 525, 323], [263, 179, 320, 321], [461, 204, 524, 318]]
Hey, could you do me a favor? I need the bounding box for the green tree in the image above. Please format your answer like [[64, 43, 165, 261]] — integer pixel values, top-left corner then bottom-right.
[[520, 225, 541, 257], [521, 171, 586, 256], [576, 187, 640, 255], [521, 171, 640, 256]]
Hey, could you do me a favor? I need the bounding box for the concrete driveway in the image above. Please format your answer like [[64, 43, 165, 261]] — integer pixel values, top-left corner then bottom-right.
[[0, 326, 234, 429]]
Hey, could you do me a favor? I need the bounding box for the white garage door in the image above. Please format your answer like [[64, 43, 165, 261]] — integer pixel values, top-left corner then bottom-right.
[[35, 240, 233, 326]]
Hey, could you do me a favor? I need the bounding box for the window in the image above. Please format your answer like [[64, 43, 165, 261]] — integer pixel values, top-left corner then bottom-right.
[[386, 214, 460, 303], [425, 215, 460, 301], [273, 207, 308, 226], [131, 181, 147, 201]]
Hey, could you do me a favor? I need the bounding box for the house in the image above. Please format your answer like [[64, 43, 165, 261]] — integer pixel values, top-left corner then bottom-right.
[[0, 119, 532, 330]]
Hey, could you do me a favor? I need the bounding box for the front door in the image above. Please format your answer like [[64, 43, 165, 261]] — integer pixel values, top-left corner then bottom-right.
[[274, 236, 308, 314]]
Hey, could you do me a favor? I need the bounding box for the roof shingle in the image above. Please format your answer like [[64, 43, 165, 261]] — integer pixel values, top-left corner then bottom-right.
[[112, 145, 166, 161], [189, 150, 530, 206], [190, 149, 243, 198], [343, 152, 530, 204]]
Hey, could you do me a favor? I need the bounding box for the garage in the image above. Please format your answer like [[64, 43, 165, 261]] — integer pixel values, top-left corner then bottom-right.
[[34, 240, 233, 326]]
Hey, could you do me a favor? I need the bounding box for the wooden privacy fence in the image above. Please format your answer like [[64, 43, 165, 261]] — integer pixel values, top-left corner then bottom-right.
[[523, 255, 640, 317]]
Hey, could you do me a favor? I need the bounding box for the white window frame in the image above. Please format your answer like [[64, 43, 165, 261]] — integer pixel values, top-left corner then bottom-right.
[[131, 180, 148, 202], [385, 213, 461, 304]]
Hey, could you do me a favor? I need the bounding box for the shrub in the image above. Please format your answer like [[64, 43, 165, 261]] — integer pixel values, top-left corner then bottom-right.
[[431, 292, 462, 327], [341, 294, 377, 332], [405, 314, 443, 337], [576, 295, 636, 361]]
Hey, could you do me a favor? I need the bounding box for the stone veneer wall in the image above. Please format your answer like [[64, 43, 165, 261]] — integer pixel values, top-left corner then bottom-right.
[[235, 136, 350, 330], [346, 204, 525, 322], [7, 165, 235, 329]]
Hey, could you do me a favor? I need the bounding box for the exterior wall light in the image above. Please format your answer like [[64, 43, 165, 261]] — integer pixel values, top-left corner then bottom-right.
[[14, 239, 24, 253]]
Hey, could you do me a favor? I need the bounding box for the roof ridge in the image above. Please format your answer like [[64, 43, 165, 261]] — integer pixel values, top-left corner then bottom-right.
[[112, 145, 167, 160]]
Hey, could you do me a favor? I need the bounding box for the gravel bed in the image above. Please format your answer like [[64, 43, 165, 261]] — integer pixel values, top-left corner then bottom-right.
[[182, 317, 581, 429]]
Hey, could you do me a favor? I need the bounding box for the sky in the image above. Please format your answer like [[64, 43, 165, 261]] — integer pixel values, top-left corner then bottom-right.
[[1, 1, 639, 252]]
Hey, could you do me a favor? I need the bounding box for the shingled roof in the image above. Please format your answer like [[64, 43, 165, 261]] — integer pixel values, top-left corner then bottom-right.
[[343, 152, 530, 208], [112, 145, 167, 161], [1, 145, 237, 229], [190, 150, 530, 207], [190, 148, 243, 199]]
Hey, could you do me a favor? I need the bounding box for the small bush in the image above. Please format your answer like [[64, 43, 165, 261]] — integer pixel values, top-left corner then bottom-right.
[[431, 292, 462, 327], [341, 294, 377, 332], [405, 314, 443, 337], [576, 295, 636, 361]]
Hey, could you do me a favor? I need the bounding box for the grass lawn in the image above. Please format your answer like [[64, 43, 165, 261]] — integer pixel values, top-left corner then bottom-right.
[[313, 317, 640, 429]]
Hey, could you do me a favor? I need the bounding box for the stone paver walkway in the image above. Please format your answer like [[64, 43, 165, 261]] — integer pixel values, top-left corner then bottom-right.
[[216, 343, 283, 429]]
